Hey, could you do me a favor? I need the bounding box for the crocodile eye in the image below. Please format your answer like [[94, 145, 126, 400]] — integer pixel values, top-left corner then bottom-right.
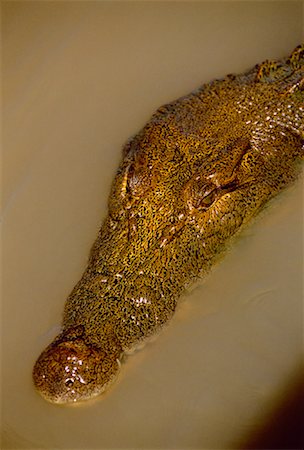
[[123, 150, 158, 204], [183, 177, 218, 211], [127, 162, 150, 197], [200, 189, 217, 207]]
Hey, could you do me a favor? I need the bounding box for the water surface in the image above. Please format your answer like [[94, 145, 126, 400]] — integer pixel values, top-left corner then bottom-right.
[[2, 2, 303, 448]]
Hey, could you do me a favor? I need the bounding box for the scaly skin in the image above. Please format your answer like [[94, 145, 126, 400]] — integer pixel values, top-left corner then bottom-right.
[[33, 45, 304, 404]]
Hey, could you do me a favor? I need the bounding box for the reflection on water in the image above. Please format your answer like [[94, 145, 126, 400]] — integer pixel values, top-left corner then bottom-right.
[[2, 1, 303, 449]]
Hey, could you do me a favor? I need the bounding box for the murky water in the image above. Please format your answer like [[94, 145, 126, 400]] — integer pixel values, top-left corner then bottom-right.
[[2, 2, 303, 449]]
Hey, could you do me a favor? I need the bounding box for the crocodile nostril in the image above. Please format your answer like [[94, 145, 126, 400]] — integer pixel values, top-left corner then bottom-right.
[[65, 378, 74, 388]]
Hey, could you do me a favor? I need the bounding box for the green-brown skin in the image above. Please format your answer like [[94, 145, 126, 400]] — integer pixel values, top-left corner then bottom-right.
[[33, 45, 304, 404]]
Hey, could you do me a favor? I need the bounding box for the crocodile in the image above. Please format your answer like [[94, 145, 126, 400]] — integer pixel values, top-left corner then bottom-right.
[[33, 45, 304, 404]]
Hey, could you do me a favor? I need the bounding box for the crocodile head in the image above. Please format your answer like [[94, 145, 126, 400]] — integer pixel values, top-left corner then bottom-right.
[[33, 45, 303, 404], [91, 44, 303, 293]]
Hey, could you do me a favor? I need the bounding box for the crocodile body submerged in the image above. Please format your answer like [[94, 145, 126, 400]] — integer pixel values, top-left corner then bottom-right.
[[33, 45, 304, 404]]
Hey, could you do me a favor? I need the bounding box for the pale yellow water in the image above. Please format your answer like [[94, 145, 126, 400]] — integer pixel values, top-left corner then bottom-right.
[[1, 2, 303, 449]]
